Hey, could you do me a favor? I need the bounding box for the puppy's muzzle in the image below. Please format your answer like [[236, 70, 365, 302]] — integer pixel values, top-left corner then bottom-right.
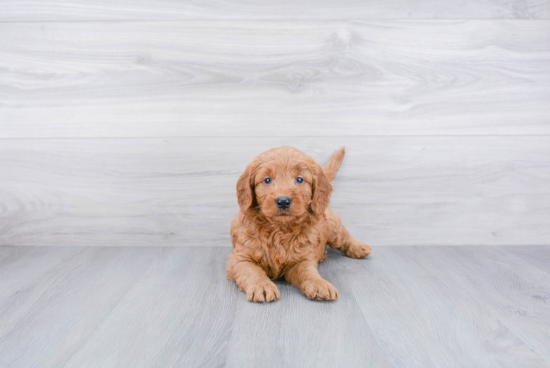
[[276, 196, 292, 210]]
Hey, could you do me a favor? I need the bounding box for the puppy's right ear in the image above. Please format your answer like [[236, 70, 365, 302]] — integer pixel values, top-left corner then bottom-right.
[[311, 163, 333, 215], [236, 162, 255, 213]]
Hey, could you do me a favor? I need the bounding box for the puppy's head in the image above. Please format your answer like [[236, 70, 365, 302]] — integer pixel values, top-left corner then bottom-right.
[[237, 146, 332, 224]]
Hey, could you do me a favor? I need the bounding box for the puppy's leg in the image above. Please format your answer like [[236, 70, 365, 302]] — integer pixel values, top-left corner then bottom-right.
[[285, 260, 338, 301], [227, 255, 280, 303], [326, 207, 371, 259]]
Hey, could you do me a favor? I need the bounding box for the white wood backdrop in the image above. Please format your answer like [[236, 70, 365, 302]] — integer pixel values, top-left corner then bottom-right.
[[1, 0, 550, 20], [1, 2, 549, 246]]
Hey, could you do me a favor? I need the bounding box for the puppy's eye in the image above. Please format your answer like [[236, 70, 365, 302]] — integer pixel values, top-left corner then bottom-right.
[[263, 177, 272, 184], [296, 176, 304, 184]]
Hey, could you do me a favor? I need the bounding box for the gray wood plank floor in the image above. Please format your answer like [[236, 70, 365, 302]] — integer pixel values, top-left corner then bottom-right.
[[1, 246, 550, 368]]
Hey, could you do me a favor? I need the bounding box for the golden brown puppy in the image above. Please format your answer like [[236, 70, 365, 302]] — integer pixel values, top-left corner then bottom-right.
[[227, 146, 371, 302]]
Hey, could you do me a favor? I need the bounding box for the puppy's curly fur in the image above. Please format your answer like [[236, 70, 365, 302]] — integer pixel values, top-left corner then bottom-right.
[[227, 146, 371, 302]]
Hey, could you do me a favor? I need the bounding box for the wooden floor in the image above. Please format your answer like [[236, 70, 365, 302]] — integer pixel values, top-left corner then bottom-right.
[[0, 246, 549, 367]]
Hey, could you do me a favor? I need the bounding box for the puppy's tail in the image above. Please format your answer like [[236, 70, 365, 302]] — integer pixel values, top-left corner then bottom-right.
[[323, 147, 345, 182]]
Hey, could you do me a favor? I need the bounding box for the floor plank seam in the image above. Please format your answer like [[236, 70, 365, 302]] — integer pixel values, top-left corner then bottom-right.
[[58, 248, 168, 366], [337, 265, 397, 368]]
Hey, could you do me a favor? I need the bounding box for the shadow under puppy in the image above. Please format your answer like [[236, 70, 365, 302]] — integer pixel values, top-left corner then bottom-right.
[[227, 146, 371, 302]]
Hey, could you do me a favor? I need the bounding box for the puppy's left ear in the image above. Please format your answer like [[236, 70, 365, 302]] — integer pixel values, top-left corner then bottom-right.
[[311, 163, 333, 215]]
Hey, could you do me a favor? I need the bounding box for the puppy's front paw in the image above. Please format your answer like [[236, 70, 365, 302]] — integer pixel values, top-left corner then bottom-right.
[[246, 280, 280, 303], [302, 279, 338, 301], [346, 241, 372, 259]]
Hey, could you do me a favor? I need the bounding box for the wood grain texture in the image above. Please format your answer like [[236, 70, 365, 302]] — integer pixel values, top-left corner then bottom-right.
[[413, 246, 550, 364], [1, 136, 549, 247], [0, 246, 163, 368], [341, 247, 550, 367], [0, 246, 83, 302], [63, 247, 237, 368], [1, 20, 550, 138], [1, 0, 549, 21], [505, 246, 550, 275], [1, 246, 550, 367], [447, 246, 550, 363]]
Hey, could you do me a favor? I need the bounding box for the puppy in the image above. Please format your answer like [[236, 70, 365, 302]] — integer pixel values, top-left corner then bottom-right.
[[227, 146, 371, 302]]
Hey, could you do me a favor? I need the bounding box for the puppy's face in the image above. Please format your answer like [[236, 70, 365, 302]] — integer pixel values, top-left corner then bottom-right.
[[253, 158, 313, 223], [237, 146, 332, 224]]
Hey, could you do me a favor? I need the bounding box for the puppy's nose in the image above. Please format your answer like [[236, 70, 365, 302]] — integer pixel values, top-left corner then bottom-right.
[[276, 196, 292, 210]]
